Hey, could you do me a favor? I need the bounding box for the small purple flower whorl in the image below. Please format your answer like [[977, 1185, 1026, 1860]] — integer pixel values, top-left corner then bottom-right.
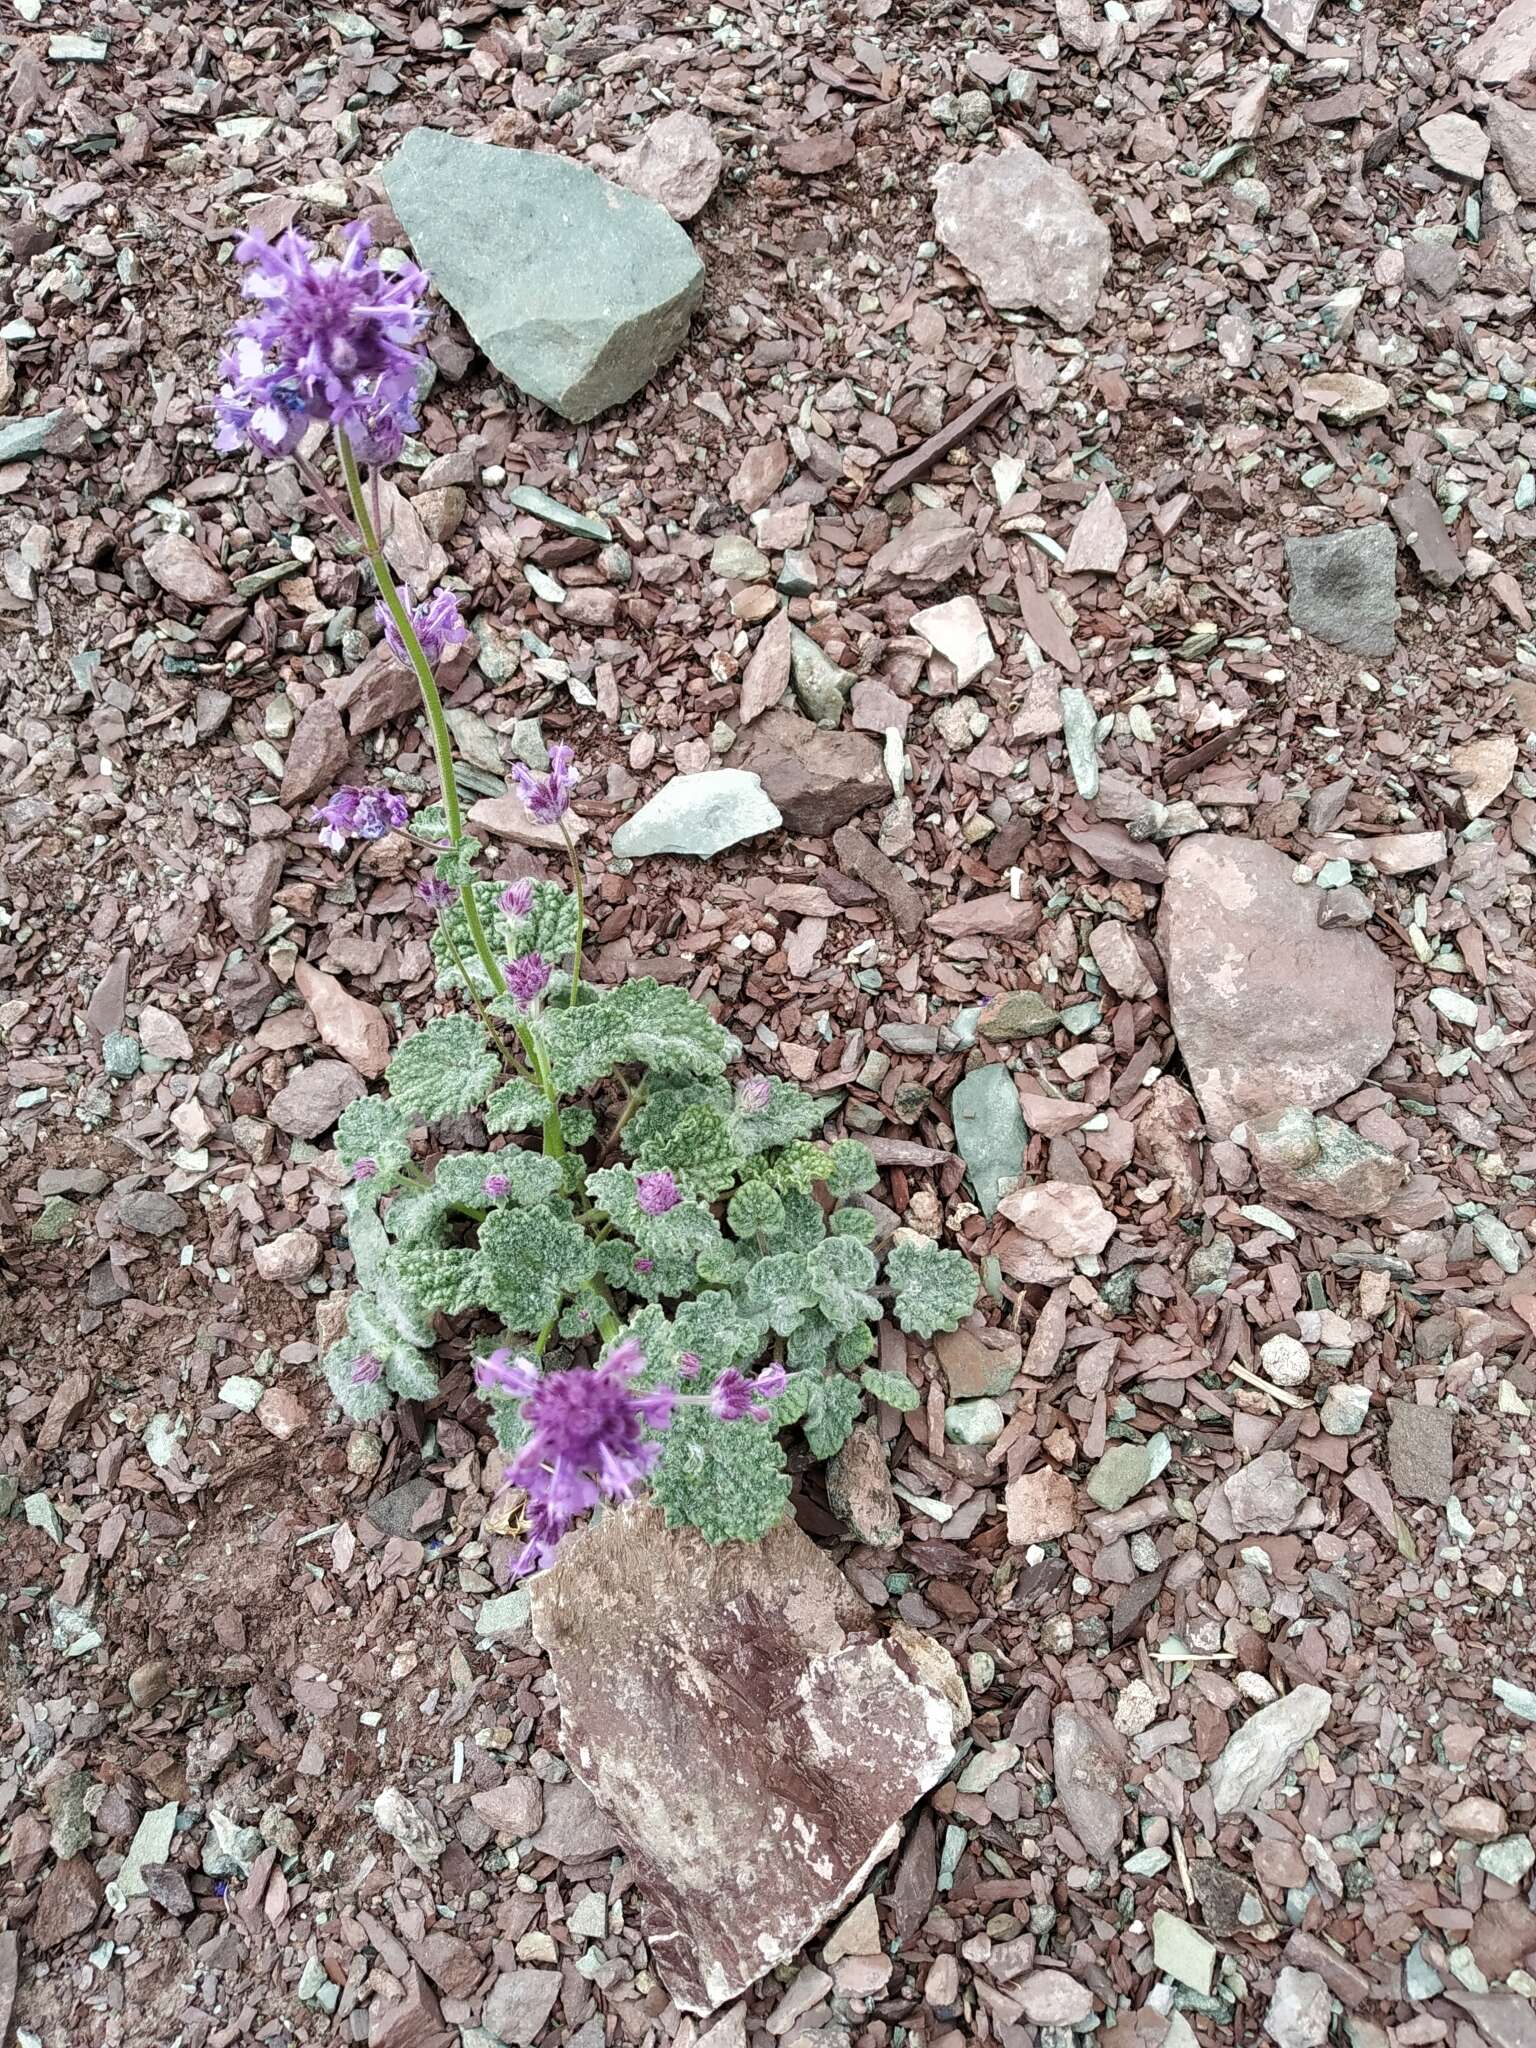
[[416, 877, 456, 910], [499, 879, 534, 919], [736, 1076, 773, 1113], [378, 584, 467, 668], [314, 784, 408, 852], [709, 1364, 787, 1423], [511, 743, 577, 825], [504, 951, 551, 1011]]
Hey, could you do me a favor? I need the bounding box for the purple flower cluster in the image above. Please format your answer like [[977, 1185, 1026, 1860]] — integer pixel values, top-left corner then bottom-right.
[[483, 1171, 512, 1198], [476, 1340, 675, 1575], [635, 1169, 681, 1217], [499, 879, 534, 919], [314, 784, 408, 852], [351, 1354, 383, 1386], [416, 876, 456, 910], [737, 1076, 773, 1112], [379, 583, 467, 668], [213, 222, 429, 462], [512, 743, 577, 825], [504, 950, 551, 1011]]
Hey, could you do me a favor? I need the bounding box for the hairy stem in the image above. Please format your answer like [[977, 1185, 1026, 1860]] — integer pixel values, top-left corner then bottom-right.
[[334, 428, 503, 1001], [558, 816, 585, 1008]]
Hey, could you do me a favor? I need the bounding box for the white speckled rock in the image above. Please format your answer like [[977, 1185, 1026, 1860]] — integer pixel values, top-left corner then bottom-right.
[[611, 769, 781, 859]]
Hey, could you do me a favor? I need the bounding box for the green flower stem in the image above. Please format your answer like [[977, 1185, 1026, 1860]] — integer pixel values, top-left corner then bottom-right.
[[558, 816, 585, 1007], [334, 429, 503, 1002], [438, 918, 526, 1080]]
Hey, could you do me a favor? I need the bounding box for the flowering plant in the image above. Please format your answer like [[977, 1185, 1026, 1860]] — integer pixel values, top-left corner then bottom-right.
[[215, 222, 979, 1569]]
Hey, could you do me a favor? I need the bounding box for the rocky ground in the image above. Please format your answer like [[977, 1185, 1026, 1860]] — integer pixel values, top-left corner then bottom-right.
[[3, 1, 1536, 2046]]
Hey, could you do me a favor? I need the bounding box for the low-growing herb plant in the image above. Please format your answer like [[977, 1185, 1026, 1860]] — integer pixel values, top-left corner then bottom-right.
[[213, 219, 980, 1572]]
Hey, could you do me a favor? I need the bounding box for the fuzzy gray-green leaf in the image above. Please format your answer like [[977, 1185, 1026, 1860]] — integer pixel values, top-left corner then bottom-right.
[[386, 1015, 501, 1122], [543, 978, 735, 1095], [650, 1403, 791, 1545], [477, 1202, 596, 1333], [886, 1236, 980, 1340]]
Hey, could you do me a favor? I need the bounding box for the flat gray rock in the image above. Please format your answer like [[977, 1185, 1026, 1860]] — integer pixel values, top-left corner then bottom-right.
[[384, 130, 704, 422], [1286, 523, 1399, 656], [933, 147, 1110, 332], [1209, 1685, 1332, 1816], [530, 1502, 968, 2015], [0, 412, 65, 463], [611, 769, 781, 858], [950, 1062, 1026, 1218]]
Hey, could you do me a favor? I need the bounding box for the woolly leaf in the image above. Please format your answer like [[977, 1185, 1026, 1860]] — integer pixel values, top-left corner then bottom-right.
[[343, 1194, 392, 1291], [774, 1187, 829, 1251], [824, 1138, 879, 1197], [335, 1095, 412, 1180], [386, 1015, 500, 1122], [485, 1079, 549, 1134], [585, 1165, 648, 1234], [785, 1314, 838, 1373], [695, 1240, 748, 1287], [429, 881, 512, 999], [670, 1291, 769, 1375], [631, 1102, 738, 1200], [477, 1202, 596, 1333], [432, 835, 482, 886], [836, 1322, 877, 1369], [557, 1292, 608, 1341], [861, 1364, 919, 1412], [829, 1206, 879, 1243], [730, 1078, 830, 1157], [805, 1236, 880, 1334], [650, 1404, 791, 1546], [624, 1081, 732, 1156], [410, 802, 450, 844], [383, 1186, 455, 1250], [560, 1104, 597, 1147], [387, 1248, 483, 1318], [509, 880, 580, 966], [887, 1237, 980, 1340], [771, 1373, 813, 1427], [543, 978, 735, 1096], [347, 1289, 437, 1381], [802, 1373, 862, 1459], [727, 1181, 785, 1241], [488, 1395, 532, 1454], [474, 1148, 565, 1207], [383, 1346, 440, 1402], [322, 1341, 393, 1422], [744, 1251, 816, 1336]]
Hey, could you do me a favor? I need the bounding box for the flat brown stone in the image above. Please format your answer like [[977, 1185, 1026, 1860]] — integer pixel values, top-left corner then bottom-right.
[[1158, 835, 1395, 1137], [529, 1502, 969, 2015]]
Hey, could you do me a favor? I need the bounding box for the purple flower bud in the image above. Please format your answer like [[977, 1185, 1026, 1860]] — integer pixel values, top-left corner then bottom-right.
[[351, 1353, 383, 1385], [416, 877, 456, 909], [475, 1348, 541, 1401], [736, 1076, 773, 1113], [633, 1256, 654, 1275], [378, 583, 468, 668], [313, 784, 409, 852], [504, 950, 551, 1011], [352, 1157, 379, 1182], [482, 1171, 511, 1198], [499, 878, 535, 919], [709, 1364, 787, 1423], [677, 1350, 703, 1380], [635, 1169, 681, 1217], [511, 742, 577, 825]]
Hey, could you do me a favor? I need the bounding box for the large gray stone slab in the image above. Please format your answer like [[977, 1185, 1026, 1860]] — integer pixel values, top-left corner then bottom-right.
[[950, 1061, 1026, 1217], [1286, 523, 1399, 657], [384, 130, 704, 422]]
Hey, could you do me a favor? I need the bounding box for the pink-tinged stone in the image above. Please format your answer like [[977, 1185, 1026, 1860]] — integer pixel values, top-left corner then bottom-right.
[[294, 959, 390, 1079], [1418, 111, 1490, 180], [933, 148, 1110, 333], [1448, 735, 1518, 819], [257, 1386, 307, 1440], [910, 595, 995, 684], [1064, 484, 1128, 575], [1157, 835, 1395, 1137], [1051, 1705, 1125, 1859], [1461, 0, 1536, 81], [1488, 95, 1536, 194], [739, 605, 791, 724], [1339, 829, 1446, 875], [613, 111, 722, 221], [865, 509, 977, 591], [142, 532, 232, 605], [1016, 1972, 1096, 2025], [1246, 1106, 1408, 1220], [1260, 0, 1323, 52], [529, 1502, 969, 2016], [280, 699, 350, 807], [1006, 1466, 1078, 1546], [996, 1180, 1115, 1258]]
